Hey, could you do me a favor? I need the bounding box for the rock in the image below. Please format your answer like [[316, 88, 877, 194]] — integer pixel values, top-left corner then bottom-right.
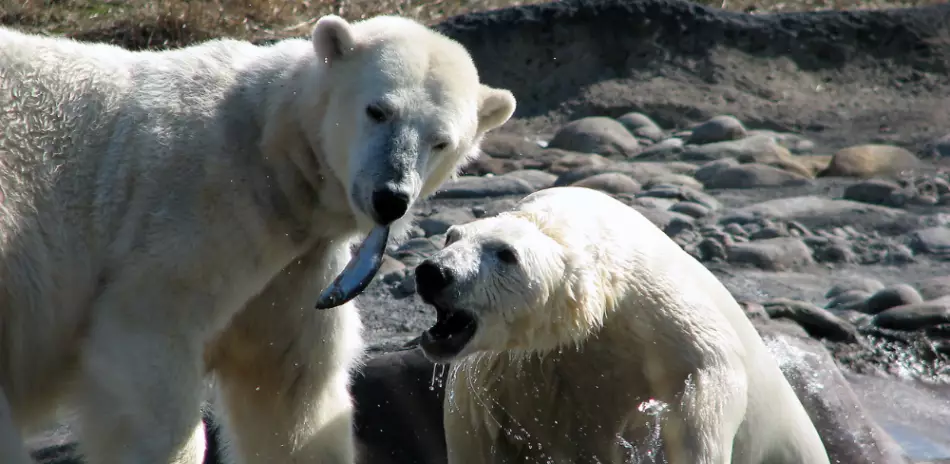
[[922, 133, 950, 159], [642, 173, 703, 190], [723, 223, 748, 238], [739, 301, 769, 320], [754, 321, 913, 464], [472, 198, 518, 219], [627, 195, 677, 211], [681, 134, 791, 164], [479, 132, 544, 159], [864, 284, 924, 315], [571, 172, 641, 194], [379, 254, 406, 275], [752, 157, 815, 179], [546, 116, 640, 158], [926, 176, 950, 194], [554, 160, 695, 188], [842, 179, 907, 207], [635, 137, 683, 161], [748, 129, 817, 154], [501, 169, 557, 191], [633, 137, 685, 160], [459, 154, 521, 176], [668, 201, 710, 219], [630, 205, 693, 231], [663, 216, 695, 238], [806, 236, 858, 264], [432, 175, 536, 199], [726, 237, 815, 271], [826, 290, 872, 310], [724, 196, 919, 236], [390, 237, 441, 267], [701, 163, 811, 189], [536, 149, 611, 175], [794, 155, 833, 176], [693, 158, 741, 184], [761, 298, 859, 343], [622, 161, 697, 184], [616, 112, 665, 142], [872, 297, 950, 331], [748, 225, 785, 240], [686, 115, 747, 145], [824, 278, 885, 299], [819, 144, 922, 179], [417, 209, 475, 237], [649, 160, 700, 176], [555, 164, 627, 187], [914, 276, 950, 300], [636, 184, 720, 211], [390, 271, 418, 298], [835, 309, 875, 326], [910, 226, 950, 257], [909, 177, 942, 205], [696, 237, 728, 261]]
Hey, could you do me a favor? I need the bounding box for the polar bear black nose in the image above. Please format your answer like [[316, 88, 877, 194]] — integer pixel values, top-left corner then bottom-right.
[[415, 260, 454, 297], [371, 188, 410, 225]]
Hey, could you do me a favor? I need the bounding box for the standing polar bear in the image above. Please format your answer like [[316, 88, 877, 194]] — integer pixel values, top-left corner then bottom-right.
[[0, 14, 515, 464], [413, 186, 830, 464]]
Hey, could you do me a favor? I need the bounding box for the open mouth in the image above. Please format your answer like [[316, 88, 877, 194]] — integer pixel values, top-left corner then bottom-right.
[[419, 306, 477, 361]]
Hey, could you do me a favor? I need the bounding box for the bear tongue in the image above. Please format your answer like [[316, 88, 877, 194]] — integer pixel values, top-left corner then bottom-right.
[[313, 225, 390, 310]]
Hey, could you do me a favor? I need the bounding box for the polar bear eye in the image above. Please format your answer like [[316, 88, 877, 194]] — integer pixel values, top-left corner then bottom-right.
[[444, 229, 461, 246], [496, 246, 518, 265], [365, 104, 388, 123], [432, 141, 449, 151]]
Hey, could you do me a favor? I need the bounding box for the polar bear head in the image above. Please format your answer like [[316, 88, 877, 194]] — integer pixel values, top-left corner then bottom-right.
[[413, 188, 628, 364], [307, 15, 516, 229]]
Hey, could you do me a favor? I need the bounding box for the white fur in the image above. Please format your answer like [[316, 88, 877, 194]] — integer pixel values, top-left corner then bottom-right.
[[420, 187, 830, 464], [0, 14, 515, 464]]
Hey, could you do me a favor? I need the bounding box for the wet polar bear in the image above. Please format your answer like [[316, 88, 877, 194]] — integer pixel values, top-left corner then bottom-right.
[[414, 186, 830, 464], [0, 14, 515, 464]]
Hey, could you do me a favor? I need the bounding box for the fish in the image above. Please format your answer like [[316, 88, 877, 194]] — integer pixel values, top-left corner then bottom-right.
[[314, 224, 391, 310]]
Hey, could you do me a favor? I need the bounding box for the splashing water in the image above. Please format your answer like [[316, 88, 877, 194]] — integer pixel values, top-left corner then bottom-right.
[[764, 337, 826, 396], [448, 356, 681, 463], [615, 397, 670, 464], [430, 363, 447, 391]]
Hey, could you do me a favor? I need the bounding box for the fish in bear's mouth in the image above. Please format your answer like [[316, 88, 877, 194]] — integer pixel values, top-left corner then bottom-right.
[[420, 304, 478, 360], [314, 224, 391, 310]]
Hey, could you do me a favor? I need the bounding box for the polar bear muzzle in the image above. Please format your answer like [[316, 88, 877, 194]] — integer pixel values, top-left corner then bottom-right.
[[414, 259, 479, 362], [418, 306, 477, 363], [314, 224, 391, 310]]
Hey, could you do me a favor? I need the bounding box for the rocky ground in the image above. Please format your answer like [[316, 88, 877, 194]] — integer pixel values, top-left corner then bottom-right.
[[21, 0, 950, 462], [346, 110, 950, 463], [361, 112, 950, 384]]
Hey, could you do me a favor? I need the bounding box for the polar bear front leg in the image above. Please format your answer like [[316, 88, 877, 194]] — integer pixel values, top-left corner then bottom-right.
[[661, 367, 748, 464], [75, 277, 208, 464], [207, 243, 363, 464], [444, 406, 499, 464]]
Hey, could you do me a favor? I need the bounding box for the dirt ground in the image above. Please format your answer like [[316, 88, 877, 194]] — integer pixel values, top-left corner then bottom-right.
[[1, 0, 947, 50]]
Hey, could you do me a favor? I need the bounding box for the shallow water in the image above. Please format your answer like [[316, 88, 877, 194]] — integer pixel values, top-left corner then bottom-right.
[[845, 373, 950, 462]]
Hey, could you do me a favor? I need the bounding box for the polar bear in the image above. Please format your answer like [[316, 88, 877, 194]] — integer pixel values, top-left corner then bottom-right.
[[0, 14, 515, 464], [413, 186, 830, 464]]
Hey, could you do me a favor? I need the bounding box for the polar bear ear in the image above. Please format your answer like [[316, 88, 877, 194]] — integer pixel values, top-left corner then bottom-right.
[[311, 15, 357, 65], [476, 85, 517, 134]]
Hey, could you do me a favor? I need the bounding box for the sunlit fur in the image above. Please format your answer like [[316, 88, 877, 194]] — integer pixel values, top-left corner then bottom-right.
[[424, 187, 830, 464], [0, 13, 514, 464]]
